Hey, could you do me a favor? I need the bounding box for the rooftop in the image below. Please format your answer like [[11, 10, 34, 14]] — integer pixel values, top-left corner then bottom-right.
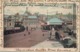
[[47, 17, 64, 25], [28, 16, 37, 19]]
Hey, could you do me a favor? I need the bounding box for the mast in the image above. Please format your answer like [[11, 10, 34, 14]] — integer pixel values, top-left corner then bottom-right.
[[47, 10, 48, 20]]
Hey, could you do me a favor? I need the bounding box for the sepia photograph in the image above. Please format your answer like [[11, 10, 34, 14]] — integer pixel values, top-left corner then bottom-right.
[[4, 3, 77, 48]]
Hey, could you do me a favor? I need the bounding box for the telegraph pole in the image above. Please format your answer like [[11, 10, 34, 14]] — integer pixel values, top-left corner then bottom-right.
[[47, 10, 48, 20], [73, 3, 76, 30]]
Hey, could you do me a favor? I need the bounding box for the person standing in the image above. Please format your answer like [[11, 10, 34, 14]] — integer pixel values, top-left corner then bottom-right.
[[55, 30, 60, 40], [24, 34, 26, 36], [52, 28, 55, 36], [28, 31, 30, 35], [43, 33, 44, 36], [26, 26, 28, 31], [59, 30, 65, 40], [50, 27, 55, 39], [49, 31, 52, 39]]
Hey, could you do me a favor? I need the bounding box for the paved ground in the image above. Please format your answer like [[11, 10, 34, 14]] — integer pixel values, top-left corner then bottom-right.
[[4, 28, 75, 48], [31, 39, 63, 48], [4, 29, 50, 47]]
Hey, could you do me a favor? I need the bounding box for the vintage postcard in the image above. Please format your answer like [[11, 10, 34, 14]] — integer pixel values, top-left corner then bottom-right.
[[0, 0, 80, 52]]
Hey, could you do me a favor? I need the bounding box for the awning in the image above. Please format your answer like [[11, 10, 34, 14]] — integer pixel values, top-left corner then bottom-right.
[[47, 17, 64, 25]]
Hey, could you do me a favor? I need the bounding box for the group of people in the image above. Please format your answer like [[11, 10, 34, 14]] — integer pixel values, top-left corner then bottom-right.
[[24, 26, 31, 36], [48, 27, 76, 48], [67, 28, 76, 38], [49, 27, 65, 41], [25, 26, 37, 36], [48, 25, 76, 40]]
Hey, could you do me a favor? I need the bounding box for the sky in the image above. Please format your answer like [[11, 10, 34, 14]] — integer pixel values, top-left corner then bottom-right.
[[4, 5, 73, 15]]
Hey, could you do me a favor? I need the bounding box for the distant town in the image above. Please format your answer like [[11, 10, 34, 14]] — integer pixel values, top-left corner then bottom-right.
[[4, 7, 76, 31]]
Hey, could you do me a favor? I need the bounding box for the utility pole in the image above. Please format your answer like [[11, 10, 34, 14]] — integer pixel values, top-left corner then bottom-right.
[[47, 10, 48, 20], [73, 3, 76, 30]]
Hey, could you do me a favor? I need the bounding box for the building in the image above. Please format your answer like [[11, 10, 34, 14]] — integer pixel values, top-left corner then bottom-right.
[[23, 14, 40, 29], [14, 13, 23, 27], [27, 15, 39, 28], [41, 17, 64, 30], [38, 14, 47, 21], [47, 17, 63, 25], [4, 13, 24, 30], [4, 15, 15, 30]]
